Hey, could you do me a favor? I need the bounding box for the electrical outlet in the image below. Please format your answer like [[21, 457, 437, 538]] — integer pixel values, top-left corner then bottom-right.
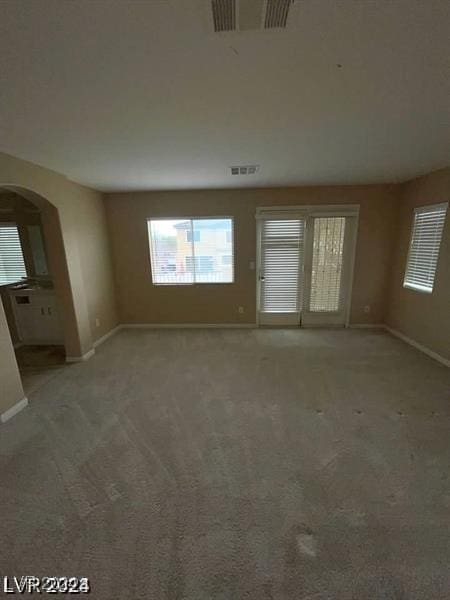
[[364, 305, 370, 314], [95, 318, 100, 327], [238, 306, 244, 314]]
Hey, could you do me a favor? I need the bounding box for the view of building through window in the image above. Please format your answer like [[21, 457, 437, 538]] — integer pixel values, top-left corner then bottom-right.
[[148, 218, 233, 284]]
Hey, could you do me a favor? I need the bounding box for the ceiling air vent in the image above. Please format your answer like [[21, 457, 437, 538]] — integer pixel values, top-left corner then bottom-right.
[[212, 0, 236, 32], [210, 0, 294, 33], [265, 0, 292, 29], [230, 165, 259, 175]]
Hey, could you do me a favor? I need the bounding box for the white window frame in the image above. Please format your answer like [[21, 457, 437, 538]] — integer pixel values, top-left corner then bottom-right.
[[403, 202, 448, 294], [147, 216, 234, 286]]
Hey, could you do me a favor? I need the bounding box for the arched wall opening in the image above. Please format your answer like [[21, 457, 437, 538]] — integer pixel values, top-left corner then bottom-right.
[[0, 152, 118, 419], [0, 185, 83, 359]]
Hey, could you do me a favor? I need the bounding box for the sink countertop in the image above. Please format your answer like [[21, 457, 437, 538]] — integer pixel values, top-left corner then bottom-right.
[[9, 284, 54, 292]]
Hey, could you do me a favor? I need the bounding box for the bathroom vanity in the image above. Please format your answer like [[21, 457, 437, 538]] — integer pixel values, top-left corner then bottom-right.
[[9, 286, 63, 344]]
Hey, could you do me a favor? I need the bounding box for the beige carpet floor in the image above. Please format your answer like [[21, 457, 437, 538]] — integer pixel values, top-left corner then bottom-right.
[[15, 344, 66, 396], [15, 344, 66, 369], [1, 328, 449, 599]]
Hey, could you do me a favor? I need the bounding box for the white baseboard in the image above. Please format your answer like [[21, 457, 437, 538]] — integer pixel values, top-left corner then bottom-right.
[[384, 326, 449, 367], [93, 325, 121, 348], [68, 322, 448, 367], [15, 339, 64, 346], [121, 323, 257, 329], [65, 323, 255, 362], [1, 397, 28, 423], [348, 323, 385, 329], [66, 348, 95, 363]]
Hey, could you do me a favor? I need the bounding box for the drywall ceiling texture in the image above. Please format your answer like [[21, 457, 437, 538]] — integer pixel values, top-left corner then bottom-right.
[[106, 184, 398, 326], [387, 168, 450, 360], [0, 0, 449, 191]]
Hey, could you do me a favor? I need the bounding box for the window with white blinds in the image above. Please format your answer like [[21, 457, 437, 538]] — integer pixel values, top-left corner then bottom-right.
[[260, 219, 304, 313], [309, 217, 346, 312], [403, 203, 447, 293], [0, 224, 27, 285]]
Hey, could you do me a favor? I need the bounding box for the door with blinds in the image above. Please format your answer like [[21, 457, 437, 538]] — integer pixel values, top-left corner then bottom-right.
[[258, 218, 305, 325], [301, 216, 356, 326], [257, 208, 357, 327]]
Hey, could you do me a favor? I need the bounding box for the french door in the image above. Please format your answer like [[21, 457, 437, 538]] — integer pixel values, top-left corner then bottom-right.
[[257, 207, 358, 327], [258, 218, 305, 325]]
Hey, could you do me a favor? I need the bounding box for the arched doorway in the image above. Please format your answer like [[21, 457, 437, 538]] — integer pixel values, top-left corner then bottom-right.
[[1, 185, 84, 356], [0, 180, 93, 421], [0, 152, 116, 421], [0, 186, 75, 396]]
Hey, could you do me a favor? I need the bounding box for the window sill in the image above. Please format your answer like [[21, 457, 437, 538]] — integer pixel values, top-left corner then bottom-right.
[[152, 281, 234, 287], [403, 283, 433, 294]]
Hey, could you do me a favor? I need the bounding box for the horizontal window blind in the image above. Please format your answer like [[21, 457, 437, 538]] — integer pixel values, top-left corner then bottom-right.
[[260, 219, 304, 313], [404, 203, 447, 293], [309, 217, 346, 312], [0, 224, 27, 285], [148, 218, 233, 284]]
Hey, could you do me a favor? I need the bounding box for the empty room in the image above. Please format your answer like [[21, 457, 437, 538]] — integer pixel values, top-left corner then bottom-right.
[[0, 1, 449, 598]]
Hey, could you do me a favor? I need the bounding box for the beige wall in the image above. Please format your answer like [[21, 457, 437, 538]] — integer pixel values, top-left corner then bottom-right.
[[387, 168, 450, 360], [44, 183, 118, 350], [106, 185, 399, 325], [73, 192, 118, 343]]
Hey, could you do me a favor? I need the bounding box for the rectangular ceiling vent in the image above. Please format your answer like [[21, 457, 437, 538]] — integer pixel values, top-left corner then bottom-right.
[[230, 165, 259, 175], [265, 0, 292, 29], [212, 0, 236, 33], [211, 0, 294, 33]]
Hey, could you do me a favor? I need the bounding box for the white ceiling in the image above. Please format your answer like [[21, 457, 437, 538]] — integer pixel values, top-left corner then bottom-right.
[[0, 0, 449, 191]]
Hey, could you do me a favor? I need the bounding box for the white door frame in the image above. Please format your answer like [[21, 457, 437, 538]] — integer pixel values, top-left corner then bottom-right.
[[255, 205, 359, 328]]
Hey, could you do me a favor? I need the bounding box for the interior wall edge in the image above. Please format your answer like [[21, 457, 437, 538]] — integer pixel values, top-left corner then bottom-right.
[[65, 348, 96, 363], [92, 324, 122, 348]]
